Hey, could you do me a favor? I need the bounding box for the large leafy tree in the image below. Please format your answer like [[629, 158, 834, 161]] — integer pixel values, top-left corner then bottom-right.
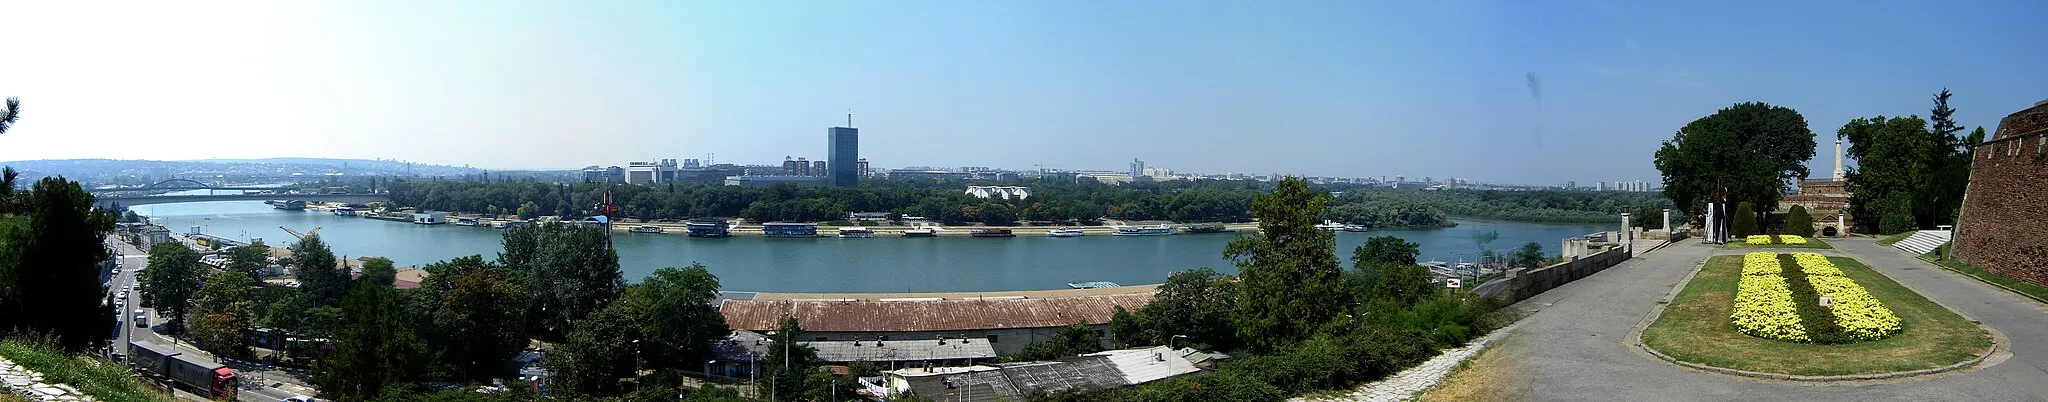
[[623, 264, 729, 373], [757, 316, 821, 402], [418, 255, 528, 381], [1346, 236, 1422, 305], [224, 242, 271, 280], [0, 177, 118, 352], [312, 275, 433, 400], [510, 222, 624, 341], [1653, 102, 1817, 217], [1227, 177, 1343, 351], [190, 270, 257, 358], [544, 299, 644, 398], [289, 234, 348, 306], [1839, 89, 1982, 234], [1134, 267, 1240, 350], [140, 242, 203, 335]]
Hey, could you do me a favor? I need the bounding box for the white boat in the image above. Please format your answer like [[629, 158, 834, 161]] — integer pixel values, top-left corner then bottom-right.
[[1046, 228, 1086, 237], [902, 227, 939, 237], [628, 225, 664, 234], [454, 218, 479, 227], [1342, 224, 1370, 232], [837, 227, 875, 238], [1315, 220, 1346, 231], [332, 207, 357, 217], [1113, 224, 1175, 236], [1068, 281, 1120, 289]]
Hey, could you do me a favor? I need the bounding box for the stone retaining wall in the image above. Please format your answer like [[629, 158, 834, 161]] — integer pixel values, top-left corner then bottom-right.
[[1497, 246, 1632, 304]]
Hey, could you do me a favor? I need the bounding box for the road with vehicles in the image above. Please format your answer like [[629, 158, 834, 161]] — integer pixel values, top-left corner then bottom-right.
[[104, 237, 317, 402]]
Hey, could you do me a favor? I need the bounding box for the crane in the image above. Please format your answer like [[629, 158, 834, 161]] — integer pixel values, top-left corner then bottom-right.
[[279, 225, 322, 241]]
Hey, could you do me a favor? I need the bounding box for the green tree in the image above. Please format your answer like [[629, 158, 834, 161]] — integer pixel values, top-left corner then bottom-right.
[[515, 222, 624, 341], [1369, 264, 1438, 307], [758, 316, 821, 402], [313, 276, 433, 401], [0, 167, 18, 215], [1347, 236, 1421, 303], [1005, 323, 1104, 362], [1227, 177, 1343, 351], [1730, 202, 1759, 237], [0, 97, 18, 135], [1633, 205, 1664, 230], [976, 201, 1017, 225], [358, 256, 396, 287], [0, 177, 118, 352], [516, 202, 540, 220], [225, 242, 271, 279], [1108, 306, 1145, 348], [290, 234, 348, 306], [543, 299, 642, 398], [140, 242, 203, 335], [1838, 90, 1980, 233], [418, 255, 528, 381], [1784, 205, 1814, 237], [1654, 102, 1817, 217], [1468, 230, 1498, 264], [190, 270, 257, 358], [1510, 242, 1546, 269], [623, 264, 730, 373], [1135, 267, 1239, 351]]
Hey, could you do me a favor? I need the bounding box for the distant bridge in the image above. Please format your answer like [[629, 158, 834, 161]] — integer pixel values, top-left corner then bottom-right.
[[88, 179, 292, 195], [95, 193, 389, 209]]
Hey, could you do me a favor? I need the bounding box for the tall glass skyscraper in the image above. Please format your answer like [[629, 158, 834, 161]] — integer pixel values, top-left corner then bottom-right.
[[828, 126, 859, 187]]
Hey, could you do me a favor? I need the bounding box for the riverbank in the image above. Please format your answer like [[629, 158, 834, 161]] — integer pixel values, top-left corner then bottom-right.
[[309, 203, 1266, 237]]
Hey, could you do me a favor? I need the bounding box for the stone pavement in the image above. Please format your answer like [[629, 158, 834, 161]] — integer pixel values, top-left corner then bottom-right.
[[1462, 237, 2048, 401], [1292, 321, 1524, 402], [0, 357, 95, 401]]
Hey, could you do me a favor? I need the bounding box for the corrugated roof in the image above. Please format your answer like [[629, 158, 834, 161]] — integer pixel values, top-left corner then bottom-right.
[[721, 293, 1153, 332], [998, 357, 1126, 394], [807, 339, 997, 363], [1087, 346, 1200, 385]]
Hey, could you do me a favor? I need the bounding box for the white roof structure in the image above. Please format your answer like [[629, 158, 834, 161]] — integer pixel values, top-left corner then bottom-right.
[[1085, 346, 1200, 385], [964, 186, 1031, 200]]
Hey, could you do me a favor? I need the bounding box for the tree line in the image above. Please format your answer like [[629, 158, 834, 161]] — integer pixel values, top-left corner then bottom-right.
[[1654, 90, 1983, 234]]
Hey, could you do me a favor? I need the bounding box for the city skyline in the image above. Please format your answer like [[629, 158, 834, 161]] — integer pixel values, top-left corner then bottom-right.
[[2, 1, 2045, 185]]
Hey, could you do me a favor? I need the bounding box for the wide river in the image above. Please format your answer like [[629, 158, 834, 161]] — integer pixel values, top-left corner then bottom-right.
[[130, 200, 1615, 293]]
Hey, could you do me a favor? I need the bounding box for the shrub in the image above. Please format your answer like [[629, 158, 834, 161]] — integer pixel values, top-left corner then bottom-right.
[[1785, 205, 1814, 237], [1731, 202, 1759, 237], [1127, 371, 1285, 402]]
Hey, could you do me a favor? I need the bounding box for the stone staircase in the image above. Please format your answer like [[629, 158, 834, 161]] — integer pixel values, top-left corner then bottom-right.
[[1893, 230, 1952, 256]]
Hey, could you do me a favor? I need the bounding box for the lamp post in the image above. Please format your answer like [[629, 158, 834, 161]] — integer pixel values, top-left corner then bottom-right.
[[631, 339, 640, 392], [1168, 335, 1187, 349]]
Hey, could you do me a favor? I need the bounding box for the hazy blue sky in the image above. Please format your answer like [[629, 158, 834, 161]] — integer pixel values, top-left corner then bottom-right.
[[2, 1, 2044, 185]]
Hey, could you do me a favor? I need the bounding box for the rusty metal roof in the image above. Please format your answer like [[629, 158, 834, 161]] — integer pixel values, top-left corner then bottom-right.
[[721, 293, 1153, 332]]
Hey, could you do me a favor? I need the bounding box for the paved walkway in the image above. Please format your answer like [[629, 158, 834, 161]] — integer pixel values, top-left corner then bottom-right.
[[1476, 238, 2048, 401]]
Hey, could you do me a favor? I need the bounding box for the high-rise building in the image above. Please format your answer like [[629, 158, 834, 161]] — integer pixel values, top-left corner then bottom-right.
[[794, 157, 811, 176], [1129, 159, 1146, 178], [856, 158, 870, 176], [829, 125, 859, 187], [812, 160, 828, 177], [783, 157, 802, 176]]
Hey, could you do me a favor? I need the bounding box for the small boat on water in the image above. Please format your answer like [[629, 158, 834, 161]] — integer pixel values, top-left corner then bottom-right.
[[837, 227, 875, 238], [454, 218, 479, 227], [1113, 224, 1176, 236], [1315, 220, 1346, 231], [270, 200, 306, 211], [332, 207, 357, 217], [628, 225, 665, 234], [970, 229, 1015, 238], [1183, 223, 1231, 234], [902, 227, 940, 237], [1068, 281, 1121, 289], [1342, 224, 1370, 232], [492, 220, 532, 230], [1046, 228, 1086, 237]]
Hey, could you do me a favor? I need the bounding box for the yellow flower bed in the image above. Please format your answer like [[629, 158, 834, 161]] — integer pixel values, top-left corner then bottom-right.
[[1745, 234, 1808, 245], [1732, 252, 1808, 342], [1794, 255, 1902, 341]]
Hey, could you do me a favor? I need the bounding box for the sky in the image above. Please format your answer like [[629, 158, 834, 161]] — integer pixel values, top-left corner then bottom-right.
[[2, 1, 2045, 186]]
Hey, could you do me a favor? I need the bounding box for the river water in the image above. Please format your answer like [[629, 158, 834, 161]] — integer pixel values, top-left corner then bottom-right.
[[129, 200, 1613, 293]]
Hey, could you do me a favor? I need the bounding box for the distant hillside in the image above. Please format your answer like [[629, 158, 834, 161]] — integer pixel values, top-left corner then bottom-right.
[[0, 158, 484, 187]]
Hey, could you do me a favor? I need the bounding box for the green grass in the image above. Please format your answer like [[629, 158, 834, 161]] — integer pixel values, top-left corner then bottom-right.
[[1922, 254, 2048, 303], [0, 339, 175, 402], [1876, 232, 1914, 246], [1721, 237, 1835, 249], [1641, 255, 1990, 376]]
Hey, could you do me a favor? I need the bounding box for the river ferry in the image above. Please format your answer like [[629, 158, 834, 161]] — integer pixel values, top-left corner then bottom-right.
[[763, 222, 819, 238], [331, 207, 357, 217], [1045, 228, 1085, 237], [901, 227, 939, 237], [454, 218, 479, 227], [269, 200, 306, 211], [628, 225, 665, 234], [970, 228, 1015, 238], [1315, 220, 1346, 231], [1342, 224, 1370, 232], [837, 227, 875, 238], [1113, 224, 1176, 236], [1068, 281, 1121, 289]]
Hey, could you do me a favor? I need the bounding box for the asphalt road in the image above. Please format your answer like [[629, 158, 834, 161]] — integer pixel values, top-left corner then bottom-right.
[[1484, 238, 2048, 401], [103, 237, 317, 402]]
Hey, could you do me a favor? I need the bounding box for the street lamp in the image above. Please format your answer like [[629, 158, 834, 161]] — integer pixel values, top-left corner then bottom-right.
[[1168, 335, 1188, 349], [631, 339, 641, 392]]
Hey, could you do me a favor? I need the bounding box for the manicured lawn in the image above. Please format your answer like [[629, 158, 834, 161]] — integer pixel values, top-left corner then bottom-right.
[[1721, 238, 1835, 249], [0, 339, 174, 402], [1924, 256, 2048, 303], [1641, 255, 1989, 376], [1876, 232, 1914, 246]]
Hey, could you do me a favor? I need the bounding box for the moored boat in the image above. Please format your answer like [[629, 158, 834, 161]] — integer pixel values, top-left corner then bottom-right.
[[454, 218, 479, 227], [763, 222, 819, 238], [1315, 220, 1346, 231], [628, 225, 664, 234], [1342, 224, 1370, 232], [1113, 224, 1175, 236], [1045, 228, 1085, 237], [901, 227, 939, 237], [332, 207, 357, 217], [686, 218, 731, 238], [1068, 281, 1120, 289], [970, 229, 1015, 238], [837, 227, 875, 238], [270, 200, 306, 211]]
